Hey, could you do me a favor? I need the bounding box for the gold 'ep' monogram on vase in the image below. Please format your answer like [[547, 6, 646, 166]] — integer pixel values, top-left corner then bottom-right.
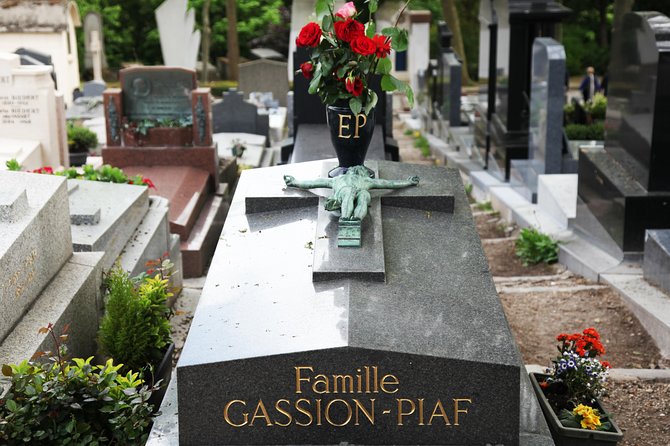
[[338, 114, 367, 139]]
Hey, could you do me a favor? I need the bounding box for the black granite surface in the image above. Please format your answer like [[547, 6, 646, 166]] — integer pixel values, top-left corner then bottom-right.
[[290, 124, 385, 164], [604, 12, 670, 191], [176, 160, 552, 445], [577, 146, 670, 253]]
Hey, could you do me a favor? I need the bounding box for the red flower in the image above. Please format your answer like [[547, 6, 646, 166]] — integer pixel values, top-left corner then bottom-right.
[[32, 166, 53, 174], [142, 178, 156, 189], [372, 34, 392, 58], [334, 18, 364, 43], [583, 327, 600, 340], [556, 333, 568, 342], [601, 360, 611, 369], [345, 77, 364, 97], [296, 22, 322, 47], [539, 381, 549, 390], [300, 62, 314, 80], [350, 35, 377, 56]]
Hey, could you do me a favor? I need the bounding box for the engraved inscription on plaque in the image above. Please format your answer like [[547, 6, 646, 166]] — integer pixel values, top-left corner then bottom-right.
[[0, 94, 40, 126], [121, 69, 196, 121]]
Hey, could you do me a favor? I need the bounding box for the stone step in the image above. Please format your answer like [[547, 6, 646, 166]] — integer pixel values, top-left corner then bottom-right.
[[180, 194, 229, 278], [68, 179, 150, 271], [536, 174, 577, 230]]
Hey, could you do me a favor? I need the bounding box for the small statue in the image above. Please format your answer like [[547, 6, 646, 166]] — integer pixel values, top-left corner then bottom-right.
[[284, 165, 419, 247]]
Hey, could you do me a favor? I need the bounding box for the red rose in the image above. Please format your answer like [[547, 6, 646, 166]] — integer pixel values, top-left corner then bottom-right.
[[345, 77, 364, 97], [300, 62, 314, 80], [372, 34, 392, 58], [142, 178, 156, 189], [334, 18, 364, 43], [601, 360, 611, 369], [296, 22, 322, 47], [350, 35, 376, 56]]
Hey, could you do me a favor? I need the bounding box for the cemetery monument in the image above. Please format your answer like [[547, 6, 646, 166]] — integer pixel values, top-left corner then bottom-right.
[[166, 159, 555, 445], [575, 11, 670, 258], [101, 66, 226, 277], [155, 0, 201, 70]]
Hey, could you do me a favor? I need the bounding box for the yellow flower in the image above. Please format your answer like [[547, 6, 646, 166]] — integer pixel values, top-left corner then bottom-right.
[[573, 404, 602, 430]]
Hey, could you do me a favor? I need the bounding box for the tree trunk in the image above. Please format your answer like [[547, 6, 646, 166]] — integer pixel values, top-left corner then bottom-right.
[[201, 0, 211, 83], [598, 0, 608, 48], [226, 0, 240, 82], [442, 0, 472, 85]]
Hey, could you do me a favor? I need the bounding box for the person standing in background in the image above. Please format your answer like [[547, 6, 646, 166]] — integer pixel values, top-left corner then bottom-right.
[[579, 66, 601, 102]]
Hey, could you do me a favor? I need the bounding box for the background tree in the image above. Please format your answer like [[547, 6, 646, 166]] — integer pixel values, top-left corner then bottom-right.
[[225, 0, 239, 81], [201, 0, 211, 82]]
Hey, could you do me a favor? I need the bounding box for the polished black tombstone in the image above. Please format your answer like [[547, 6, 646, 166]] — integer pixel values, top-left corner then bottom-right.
[[575, 12, 670, 256], [283, 48, 398, 164], [481, 0, 570, 181]]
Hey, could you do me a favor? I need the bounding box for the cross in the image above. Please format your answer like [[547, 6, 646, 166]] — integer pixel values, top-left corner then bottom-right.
[[244, 160, 454, 282]]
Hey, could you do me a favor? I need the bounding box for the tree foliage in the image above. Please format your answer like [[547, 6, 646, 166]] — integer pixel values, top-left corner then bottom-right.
[[75, 0, 289, 74]]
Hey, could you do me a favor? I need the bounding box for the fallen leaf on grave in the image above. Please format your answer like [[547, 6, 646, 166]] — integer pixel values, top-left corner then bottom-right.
[[174, 310, 186, 316], [305, 241, 314, 250], [239, 229, 247, 233]]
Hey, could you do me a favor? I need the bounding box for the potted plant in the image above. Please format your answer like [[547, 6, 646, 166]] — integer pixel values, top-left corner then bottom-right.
[[295, 0, 414, 176], [530, 328, 623, 445], [122, 116, 193, 147], [67, 123, 98, 166], [97, 258, 176, 408], [0, 324, 157, 444]]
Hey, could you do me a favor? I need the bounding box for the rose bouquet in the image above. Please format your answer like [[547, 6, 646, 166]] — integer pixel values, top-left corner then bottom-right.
[[538, 328, 616, 432], [295, 0, 414, 116]]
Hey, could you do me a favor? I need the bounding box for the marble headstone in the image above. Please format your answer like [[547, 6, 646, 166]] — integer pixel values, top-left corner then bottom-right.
[[0, 52, 68, 170], [155, 0, 201, 70], [83, 12, 107, 71]]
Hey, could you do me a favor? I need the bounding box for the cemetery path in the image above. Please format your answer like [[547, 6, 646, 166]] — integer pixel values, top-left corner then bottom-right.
[[473, 207, 670, 446]]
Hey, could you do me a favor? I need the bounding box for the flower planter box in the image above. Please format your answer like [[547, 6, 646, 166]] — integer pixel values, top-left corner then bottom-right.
[[122, 127, 193, 147], [148, 342, 175, 411], [68, 151, 88, 166], [529, 373, 623, 446]]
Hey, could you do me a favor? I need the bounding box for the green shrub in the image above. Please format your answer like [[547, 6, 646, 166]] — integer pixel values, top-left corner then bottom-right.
[[67, 124, 98, 153], [565, 122, 604, 141], [202, 80, 238, 97], [584, 93, 607, 120], [5, 159, 21, 171], [475, 201, 494, 212], [414, 135, 431, 157], [0, 326, 155, 444], [515, 227, 559, 266], [98, 264, 173, 374]]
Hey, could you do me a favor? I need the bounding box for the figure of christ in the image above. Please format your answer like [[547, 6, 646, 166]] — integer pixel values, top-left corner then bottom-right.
[[284, 165, 420, 222]]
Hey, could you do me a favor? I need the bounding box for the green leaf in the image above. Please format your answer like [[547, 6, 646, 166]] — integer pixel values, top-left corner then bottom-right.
[[308, 71, 322, 94], [364, 90, 378, 115], [405, 84, 415, 108], [365, 21, 376, 38], [392, 29, 409, 52], [368, 0, 379, 13], [5, 399, 17, 412], [337, 65, 348, 78], [349, 97, 363, 115], [376, 57, 392, 75], [381, 27, 399, 38], [381, 74, 396, 91], [322, 14, 333, 33], [2, 364, 12, 376], [315, 0, 331, 20]]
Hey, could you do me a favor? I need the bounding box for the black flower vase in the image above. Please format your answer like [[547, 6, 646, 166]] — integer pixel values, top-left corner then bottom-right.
[[326, 102, 375, 177]]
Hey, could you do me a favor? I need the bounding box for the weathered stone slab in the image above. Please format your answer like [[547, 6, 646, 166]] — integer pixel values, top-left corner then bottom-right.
[[643, 230, 670, 295], [0, 252, 104, 366], [176, 160, 530, 445], [0, 171, 72, 343], [68, 179, 149, 270]]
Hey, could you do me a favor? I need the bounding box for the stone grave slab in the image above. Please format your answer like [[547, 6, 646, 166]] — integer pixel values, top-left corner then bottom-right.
[[212, 89, 269, 139], [120, 67, 196, 121], [176, 160, 551, 445], [67, 179, 150, 271], [0, 171, 72, 343], [238, 59, 289, 107], [83, 80, 106, 97], [0, 252, 104, 366]]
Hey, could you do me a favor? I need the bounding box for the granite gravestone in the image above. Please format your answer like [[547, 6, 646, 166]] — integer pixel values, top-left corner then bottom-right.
[[102, 66, 225, 277], [436, 21, 462, 127], [212, 89, 269, 139], [643, 230, 670, 295], [575, 12, 670, 256], [238, 59, 289, 107], [509, 37, 569, 202], [479, 0, 570, 181], [174, 160, 554, 445], [0, 171, 104, 366]]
